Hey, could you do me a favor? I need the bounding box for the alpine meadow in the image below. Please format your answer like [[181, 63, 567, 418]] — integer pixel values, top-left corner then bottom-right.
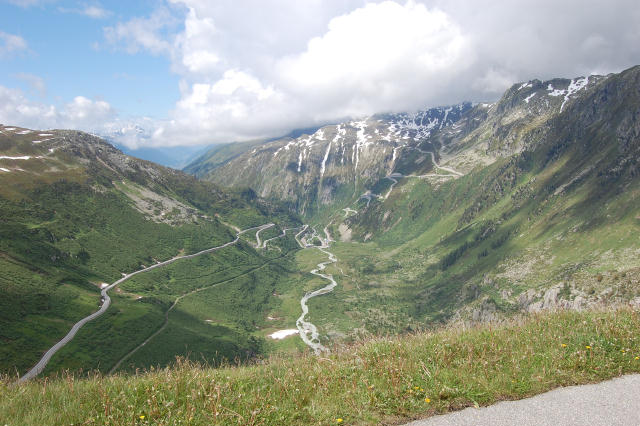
[[1, 1, 639, 425]]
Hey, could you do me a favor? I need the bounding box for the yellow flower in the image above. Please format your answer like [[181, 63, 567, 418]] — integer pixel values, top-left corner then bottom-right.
[[336, 418, 343, 423], [425, 398, 431, 403], [585, 345, 591, 349], [139, 415, 145, 420], [635, 356, 639, 360], [561, 343, 567, 348], [414, 386, 419, 390]]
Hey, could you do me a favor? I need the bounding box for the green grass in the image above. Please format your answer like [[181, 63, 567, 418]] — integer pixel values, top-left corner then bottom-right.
[[0, 140, 300, 376], [2, 308, 639, 426]]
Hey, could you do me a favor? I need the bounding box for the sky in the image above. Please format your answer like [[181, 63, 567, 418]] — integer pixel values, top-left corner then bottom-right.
[[1, 0, 639, 148]]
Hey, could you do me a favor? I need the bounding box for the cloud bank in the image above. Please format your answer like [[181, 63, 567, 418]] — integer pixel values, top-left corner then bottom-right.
[[3, 0, 640, 147], [0, 85, 115, 131], [118, 0, 640, 146]]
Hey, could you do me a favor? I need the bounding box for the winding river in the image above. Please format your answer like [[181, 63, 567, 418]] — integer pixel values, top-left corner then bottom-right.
[[293, 225, 340, 354]]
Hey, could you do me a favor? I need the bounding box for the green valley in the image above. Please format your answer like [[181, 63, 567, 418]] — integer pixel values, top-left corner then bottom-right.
[[187, 66, 640, 349], [0, 128, 301, 377], [1, 65, 639, 387]]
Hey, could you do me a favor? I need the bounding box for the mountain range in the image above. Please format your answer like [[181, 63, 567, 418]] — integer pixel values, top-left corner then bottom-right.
[[1, 65, 638, 378]]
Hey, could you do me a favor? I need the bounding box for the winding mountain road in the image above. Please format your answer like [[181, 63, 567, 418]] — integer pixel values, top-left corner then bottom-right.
[[258, 226, 305, 249], [359, 146, 464, 204], [409, 146, 463, 176], [19, 223, 274, 382], [109, 224, 295, 374]]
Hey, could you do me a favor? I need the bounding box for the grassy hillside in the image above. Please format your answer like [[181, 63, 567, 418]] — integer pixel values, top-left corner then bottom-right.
[[2, 308, 639, 425], [0, 127, 301, 377], [179, 66, 640, 349]]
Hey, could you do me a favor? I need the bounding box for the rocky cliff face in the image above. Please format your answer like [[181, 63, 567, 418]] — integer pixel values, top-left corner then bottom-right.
[[434, 73, 609, 173], [188, 104, 472, 216]]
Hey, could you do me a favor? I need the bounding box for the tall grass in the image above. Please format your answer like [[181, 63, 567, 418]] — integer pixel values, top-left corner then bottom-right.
[[2, 308, 639, 425]]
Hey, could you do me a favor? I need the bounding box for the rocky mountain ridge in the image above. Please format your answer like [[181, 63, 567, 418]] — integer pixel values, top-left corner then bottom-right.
[[187, 71, 611, 217], [187, 103, 472, 215]]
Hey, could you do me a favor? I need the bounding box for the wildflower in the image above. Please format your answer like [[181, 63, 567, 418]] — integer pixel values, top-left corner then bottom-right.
[[425, 398, 431, 403], [336, 418, 343, 423], [561, 344, 567, 348], [585, 345, 591, 349], [139, 415, 145, 420], [635, 356, 639, 360], [414, 386, 419, 390]]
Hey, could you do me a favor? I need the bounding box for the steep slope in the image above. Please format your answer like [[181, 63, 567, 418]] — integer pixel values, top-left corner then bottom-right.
[[435, 74, 608, 172], [0, 127, 300, 376], [187, 104, 472, 216], [325, 65, 640, 328], [187, 66, 640, 346]]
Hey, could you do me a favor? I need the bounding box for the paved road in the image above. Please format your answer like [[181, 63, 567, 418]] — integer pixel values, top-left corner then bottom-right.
[[405, 374, 640, 426], [18, 223, 273, 382]]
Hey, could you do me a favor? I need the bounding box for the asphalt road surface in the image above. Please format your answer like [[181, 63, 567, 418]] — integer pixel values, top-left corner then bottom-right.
[[404, 374, 640, 426]]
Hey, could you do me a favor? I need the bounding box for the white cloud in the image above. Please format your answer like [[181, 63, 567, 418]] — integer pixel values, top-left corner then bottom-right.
[[100, 0, 640, 147], [108, 1, 476, 145], [103, 7, 178, 55], [6, 0, 640, 148], [276, 1, 471, 119], [0, 31, 28, 57], [0, 85, 116, 131], [80, 5, 110, 19], [174, 7, 219, 75]]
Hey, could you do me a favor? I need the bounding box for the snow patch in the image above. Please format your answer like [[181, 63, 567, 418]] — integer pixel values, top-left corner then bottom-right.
[[320, 141, 332, 178], [440, 107, 452, 129], [0, 167, 10, 172], [33, 137, 55, 144], [0, 155, 41, 160], [353, 119, 371, 171], [560, 76, 589, 111], [524, 93, 537, 104], [547, 84, 565, 97], [269, 329, 299, 340]]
